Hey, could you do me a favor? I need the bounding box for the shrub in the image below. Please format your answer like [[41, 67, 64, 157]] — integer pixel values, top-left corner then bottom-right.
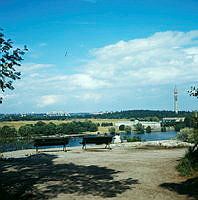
[[101, 122, 113, 127], [174, 122, 185, 132], [108, 127, 116, 135], [0, 126, 17, 138], [124, 136, 141, 142], [176, 145, 198, 176], [146, 126, 151, 133], [161, 126, 166, 132], [124, 126, 131, 134], [177, 128, 194, 142], [119, 124, 125, 131], [133, 123, 144, 134]]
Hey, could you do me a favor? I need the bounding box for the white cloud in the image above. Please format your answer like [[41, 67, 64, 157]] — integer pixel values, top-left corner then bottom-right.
[[85, 30, 198, 87], [21, 63, 54, 73], [74, 92, 102, 102], [20, 30, 198, 97], [6, 30, 198, 111], [37, 95, 62, 107]]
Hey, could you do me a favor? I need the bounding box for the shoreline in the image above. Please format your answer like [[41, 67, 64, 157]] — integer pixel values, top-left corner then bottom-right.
[[1, 139, 193, 159]]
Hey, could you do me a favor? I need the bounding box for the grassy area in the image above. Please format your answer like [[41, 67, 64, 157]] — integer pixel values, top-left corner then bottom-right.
[[0, 119, 128, 130]]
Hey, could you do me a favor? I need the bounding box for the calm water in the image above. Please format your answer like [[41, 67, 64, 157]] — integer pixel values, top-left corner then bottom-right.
[[120, 131, 177, 142], [0, 131, 177, 152]]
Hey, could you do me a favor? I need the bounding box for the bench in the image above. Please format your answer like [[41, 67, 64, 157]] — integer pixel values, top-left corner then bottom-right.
[[81, 136, 113, 150], [34, 137, 69, 152]]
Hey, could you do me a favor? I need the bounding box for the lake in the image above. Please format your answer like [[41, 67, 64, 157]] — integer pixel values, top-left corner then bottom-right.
[[0, 131, 178, 152], [120, 131, 177, 142]]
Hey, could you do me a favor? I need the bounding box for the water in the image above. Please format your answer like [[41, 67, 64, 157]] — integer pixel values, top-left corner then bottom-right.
[[0, 131, 178, 152], [120, 131, 177, 142]]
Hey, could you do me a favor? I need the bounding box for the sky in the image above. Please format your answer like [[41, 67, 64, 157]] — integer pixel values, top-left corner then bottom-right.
[[0, 0, 198, 113]]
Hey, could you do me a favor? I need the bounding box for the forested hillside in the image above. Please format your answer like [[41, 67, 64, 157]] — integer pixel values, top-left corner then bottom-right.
[[93, 110, 191, 119], [0, 110, 192, 121]]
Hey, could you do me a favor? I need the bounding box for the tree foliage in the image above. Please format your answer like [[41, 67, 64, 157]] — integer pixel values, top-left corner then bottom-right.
[[133, 123, 144, 134], [0, 28, 28, 103], [108, 127, 116, 135], [124, 126, 131, 134], [188, 86, 198, 98], [119, 124, 125, 131], [101, 122, 113, 127], [16, 120, 98, 137], [176, 89, 198, 176], [0, 126, 17, 138], [145, 126, 151, 133]]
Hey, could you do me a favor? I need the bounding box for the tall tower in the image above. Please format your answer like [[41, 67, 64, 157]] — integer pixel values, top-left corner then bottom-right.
[[174, 86, 178, 114]]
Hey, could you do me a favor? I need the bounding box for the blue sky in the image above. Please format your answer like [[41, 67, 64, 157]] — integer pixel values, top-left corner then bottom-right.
[[0, 0, 198, 113]]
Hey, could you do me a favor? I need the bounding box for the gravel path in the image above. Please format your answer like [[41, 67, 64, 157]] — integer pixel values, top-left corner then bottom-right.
[[0, 143, 197, 200]]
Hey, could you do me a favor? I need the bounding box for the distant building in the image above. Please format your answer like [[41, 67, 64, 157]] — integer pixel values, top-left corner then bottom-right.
[[162, 117, 185, 123], [46, 111, 70, 117], [115, 121, 161, 129]]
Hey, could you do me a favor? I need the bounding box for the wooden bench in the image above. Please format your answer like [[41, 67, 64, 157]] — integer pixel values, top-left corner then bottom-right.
[[81, 136, 113, 150], [34, 137, 69, 152]]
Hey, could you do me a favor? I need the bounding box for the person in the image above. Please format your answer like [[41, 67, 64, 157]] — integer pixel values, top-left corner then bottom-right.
[[104, 132, 108, 136], [113, 133, 121, 144], [97, 132, 101, 136]]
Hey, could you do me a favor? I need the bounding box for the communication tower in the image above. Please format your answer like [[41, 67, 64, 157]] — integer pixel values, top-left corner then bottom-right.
[[174, 87, 178, 114]]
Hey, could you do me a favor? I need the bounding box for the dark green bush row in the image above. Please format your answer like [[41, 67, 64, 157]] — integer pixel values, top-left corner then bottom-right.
[[100, 122, 113, 127], [0, 120, 98, 138], [124, 136, 141, 142]]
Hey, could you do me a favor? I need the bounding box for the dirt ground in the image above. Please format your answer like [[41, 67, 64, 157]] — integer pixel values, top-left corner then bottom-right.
[[0, 145, 197, 200]]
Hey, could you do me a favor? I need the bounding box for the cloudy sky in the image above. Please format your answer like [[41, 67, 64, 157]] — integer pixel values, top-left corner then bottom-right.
[[0, 0, 198, 113]]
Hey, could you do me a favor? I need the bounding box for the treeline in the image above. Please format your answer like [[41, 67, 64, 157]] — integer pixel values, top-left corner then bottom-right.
[[161, 116, 192, 131], [94, 110, 192, 119], [100, 122, 113, 127], [0, 115, 71, 122], [0, 120, 98, 138], [0, 110, 192, 121]]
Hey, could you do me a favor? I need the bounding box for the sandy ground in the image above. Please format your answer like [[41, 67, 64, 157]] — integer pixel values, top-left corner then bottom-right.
[[0, 144, 197, 200]]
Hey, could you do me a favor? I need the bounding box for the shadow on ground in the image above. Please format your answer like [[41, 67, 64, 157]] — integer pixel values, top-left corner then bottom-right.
[[0, 153, 139, 200], [160, 176, 198, 200]]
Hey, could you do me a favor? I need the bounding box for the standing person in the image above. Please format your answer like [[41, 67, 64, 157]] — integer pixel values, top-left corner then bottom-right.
[[113, 133, 121, 143]]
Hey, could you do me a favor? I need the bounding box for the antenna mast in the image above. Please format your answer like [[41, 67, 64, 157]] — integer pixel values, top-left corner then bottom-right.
[[174, 86, 178, 114]]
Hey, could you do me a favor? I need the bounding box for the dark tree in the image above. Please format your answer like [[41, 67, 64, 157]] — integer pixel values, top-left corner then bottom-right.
[[0, 28, 28, 103], [134, 123, 145, 134], [188, 86, 198, 98], [146, 126, 151, 133], [119, 124, 125, 131]]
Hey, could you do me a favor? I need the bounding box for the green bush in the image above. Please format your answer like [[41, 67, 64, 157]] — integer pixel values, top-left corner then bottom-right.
[[124, 136, 141, 142], [0, 126, 17, 138], [161, 126, 166, 132], [146, 126, 151, 133], [133, 123, 144, 134], [119, 124, 125, 131], [177, 128, 194, 142], [176, 145, 198, 176], [124, 126, 131, 134], [174, 122, 185, 132], [108, 127, 116, 135], [101, 122, 113, 127]]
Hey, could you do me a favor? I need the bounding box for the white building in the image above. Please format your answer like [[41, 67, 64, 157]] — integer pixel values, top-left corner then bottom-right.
[[115, 120, 161, 130]]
